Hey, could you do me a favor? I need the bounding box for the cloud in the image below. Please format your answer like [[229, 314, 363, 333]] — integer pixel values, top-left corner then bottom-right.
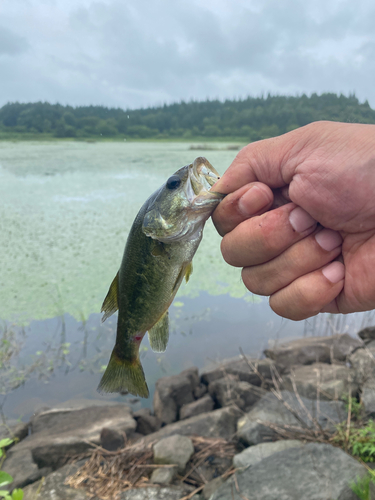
[[0, 0, 375, 108], [0, 26, 29, 56]]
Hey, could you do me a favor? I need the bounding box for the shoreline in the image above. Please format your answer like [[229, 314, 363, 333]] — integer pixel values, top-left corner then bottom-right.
[[3, 329, 375, 499]]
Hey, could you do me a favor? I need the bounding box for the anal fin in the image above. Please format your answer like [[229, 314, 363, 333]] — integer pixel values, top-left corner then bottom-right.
[[101, 271, 119, 323], [148, 311, 169, 353]]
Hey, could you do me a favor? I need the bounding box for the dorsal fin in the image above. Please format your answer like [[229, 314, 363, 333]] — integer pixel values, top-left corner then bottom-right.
[[148, 311, 169, 352], [101, 272, 119, 323]]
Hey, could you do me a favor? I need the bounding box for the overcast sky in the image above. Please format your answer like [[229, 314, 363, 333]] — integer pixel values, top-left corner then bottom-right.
[[1, 0, 375, 109]]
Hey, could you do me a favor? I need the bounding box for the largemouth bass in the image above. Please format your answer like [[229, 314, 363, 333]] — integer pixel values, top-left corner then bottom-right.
[[98, 157, 224, 397]]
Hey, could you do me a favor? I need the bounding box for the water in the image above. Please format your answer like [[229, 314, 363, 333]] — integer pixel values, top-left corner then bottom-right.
[[0, 140, 373, 421]]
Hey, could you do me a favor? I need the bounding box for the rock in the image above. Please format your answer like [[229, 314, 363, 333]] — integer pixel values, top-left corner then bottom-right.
[[0, 420, 29, 444], [237, 391, 346, 446], [153, 435, 194, 473], [12, 404, 136, 469], [143, 406, 242, 444], [194, 383, 207, 399], [211, 443, 366, 500], [180, 395, 214, 420], [202, 477, 224, 499], [349, 343, 375, 385], [201, 356, 278, 386], [362, 384, 375, 417], [358, 326, 375, 344], [2, 449, 52, 490], [264, 334, 362, 370], [118, 485, 194, 499], [150, 466, 178, 485], [100, 427, 125, 451], [282, 362, 357, 400], [22, 460, 88, 500], [208, 377, 266, 411], [134, 408, 161, 435], [233, 439, 304, 468], [153, 368, 200, 425]]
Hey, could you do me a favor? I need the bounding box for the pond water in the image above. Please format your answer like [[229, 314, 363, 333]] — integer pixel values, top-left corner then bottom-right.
[[1, 140, 374, 421]]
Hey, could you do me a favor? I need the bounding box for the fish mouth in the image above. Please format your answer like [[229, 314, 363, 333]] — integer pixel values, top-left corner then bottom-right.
[[192, 157, 221, 190], [185, 157, 222, 203]]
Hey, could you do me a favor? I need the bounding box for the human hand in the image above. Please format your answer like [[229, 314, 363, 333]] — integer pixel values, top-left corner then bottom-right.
[[212, 121, 375, 320]]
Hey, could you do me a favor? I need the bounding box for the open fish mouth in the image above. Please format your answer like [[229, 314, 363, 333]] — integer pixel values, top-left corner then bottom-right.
[[186, 157, 222, 202]]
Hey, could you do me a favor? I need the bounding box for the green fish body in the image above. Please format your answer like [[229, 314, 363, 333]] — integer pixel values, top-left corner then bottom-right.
[[98, 157, 223, 397]]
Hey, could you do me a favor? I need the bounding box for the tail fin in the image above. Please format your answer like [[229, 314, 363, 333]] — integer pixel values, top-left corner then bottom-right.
[[97, 350, 149, 398]]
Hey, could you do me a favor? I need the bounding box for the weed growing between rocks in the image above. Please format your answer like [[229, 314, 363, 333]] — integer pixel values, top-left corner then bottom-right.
[[350, 471, 375, 500], [66, 436, 236, 500], [0, 437, 23, 500]]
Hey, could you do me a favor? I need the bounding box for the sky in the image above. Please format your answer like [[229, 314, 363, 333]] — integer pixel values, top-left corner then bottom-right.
[[1, 0, 375, 110]]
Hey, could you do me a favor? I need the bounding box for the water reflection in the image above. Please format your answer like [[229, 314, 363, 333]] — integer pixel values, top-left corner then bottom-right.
[[1, 293, 374, 422]]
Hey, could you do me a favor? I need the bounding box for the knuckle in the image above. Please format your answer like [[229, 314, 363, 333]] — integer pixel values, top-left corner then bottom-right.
[[242, 268, 271, 296], [220, 236, 239, 267]]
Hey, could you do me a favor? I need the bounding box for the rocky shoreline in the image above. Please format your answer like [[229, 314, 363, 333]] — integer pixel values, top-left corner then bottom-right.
[[3, 328, 375, 499]]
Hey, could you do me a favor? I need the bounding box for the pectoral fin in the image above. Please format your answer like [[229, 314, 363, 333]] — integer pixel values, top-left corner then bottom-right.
[[101, 272, 119, 323], [148, 311, 169, 353]]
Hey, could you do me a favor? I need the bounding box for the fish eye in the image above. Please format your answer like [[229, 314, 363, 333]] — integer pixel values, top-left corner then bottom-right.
[[166, 175, 181, 190]]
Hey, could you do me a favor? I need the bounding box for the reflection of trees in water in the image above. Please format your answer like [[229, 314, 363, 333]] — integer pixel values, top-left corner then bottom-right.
[[0, 315, 114, 399], [303, 310, 375, 337]]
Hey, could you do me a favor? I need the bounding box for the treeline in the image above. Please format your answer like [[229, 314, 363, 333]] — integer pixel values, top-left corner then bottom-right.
[[1, 93, 375, 140]]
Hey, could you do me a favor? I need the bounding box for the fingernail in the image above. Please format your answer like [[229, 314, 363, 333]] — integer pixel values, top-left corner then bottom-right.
[[315, 229, 342, 251], [238, 185, 270, 217], [322, 261, 345, 283], [289, 207, 317, 233]]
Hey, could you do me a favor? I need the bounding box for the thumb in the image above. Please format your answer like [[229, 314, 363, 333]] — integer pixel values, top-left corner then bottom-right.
[[214, 124, 316, 195]]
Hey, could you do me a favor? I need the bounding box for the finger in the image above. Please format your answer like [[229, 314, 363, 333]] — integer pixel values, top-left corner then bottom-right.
[[214, 137, 286, 194], [269, 261, 345, 321], [221, 203, 317, 268], [242, 228, 343, 296], [213, 126, 312, 195], [212, 182, 273, 236]]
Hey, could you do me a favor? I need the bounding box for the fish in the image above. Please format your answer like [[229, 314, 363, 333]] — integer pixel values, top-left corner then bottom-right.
[[98, 157, 224, 398]]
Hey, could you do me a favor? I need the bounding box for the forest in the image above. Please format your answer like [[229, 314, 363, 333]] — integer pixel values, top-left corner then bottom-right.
[[0, 93, 374, 140]]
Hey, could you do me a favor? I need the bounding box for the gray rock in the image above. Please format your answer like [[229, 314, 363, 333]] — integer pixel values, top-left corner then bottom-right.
[[134, 408, 161, 435], [100, 427, 125, 451], [282, 362, 357, 401], [193, 456, 232, 484], [153, 368, 200, 425], [233, 439, 304, 468], [144, 406, 242, 444], [153, 435, 194, 473], [194, 383, 208, 399], [180, 395, 214, 420], [2, 448, 52, 490], [212, 443, 366, 500], [201, 356, 277, 386], [202, 477, 224, 499], [13, 404, 136, 468], [237, 391, 346, 446], [150, 466, 178, 485], [118, 486, 193, 499], [209, 377, 266, 411], [358, 326, 375, 344], [264, 334, 362, 370], [22, 460, 88, 500], [349, 343, 375, 385], [362, 383, 375, 417], [0, 420, 29, 445]]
